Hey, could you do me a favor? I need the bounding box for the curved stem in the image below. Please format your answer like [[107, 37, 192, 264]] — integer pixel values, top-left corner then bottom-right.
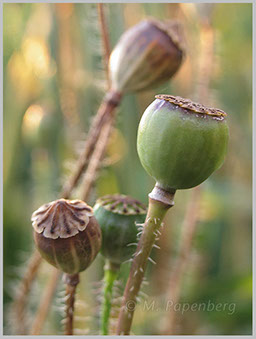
[[117, 185, 175, 335], [63, 273, 80, 335], [101, 261, 120, 335]]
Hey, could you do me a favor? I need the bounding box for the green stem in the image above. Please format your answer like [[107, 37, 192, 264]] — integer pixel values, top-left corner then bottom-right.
[[101, 261, 120, 335], [116, 184, 175, 335]]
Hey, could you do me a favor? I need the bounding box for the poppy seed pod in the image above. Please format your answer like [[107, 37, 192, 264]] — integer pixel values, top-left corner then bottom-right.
[[32, 199, 102, 274], [137, 95, 229, 191], [109, 19, 184, 93], [93, 195, 147, 265]]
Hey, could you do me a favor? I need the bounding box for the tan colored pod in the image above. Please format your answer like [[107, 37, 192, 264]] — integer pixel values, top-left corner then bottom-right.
[[32, 199, 102, 274], [109, 19, 185, 93]]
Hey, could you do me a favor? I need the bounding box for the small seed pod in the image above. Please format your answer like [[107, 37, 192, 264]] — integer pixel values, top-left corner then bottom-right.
[[109, 19, 184, 93], [93, 195, 147, 265], [137, 95, 229, 191], [31, 199, 102, 274]]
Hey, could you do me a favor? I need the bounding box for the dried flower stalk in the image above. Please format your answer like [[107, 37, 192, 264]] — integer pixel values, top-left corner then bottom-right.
[[162, 188, 200, 334], [12, 250, 42, 334], [30, 268, 60, 335]]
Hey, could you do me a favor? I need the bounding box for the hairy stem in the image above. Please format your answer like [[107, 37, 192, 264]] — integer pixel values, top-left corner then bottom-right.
[[63, 273, 80, 335], [117, 185, 175, 335], [30, 268, 61, 335], [27, 10, 117, 335], [18, 5, 116, 334], [28, 97, 120, 336], [101, 261, 120, 335]]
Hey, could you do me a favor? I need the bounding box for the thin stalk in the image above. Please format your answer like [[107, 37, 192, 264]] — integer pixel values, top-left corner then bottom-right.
[[97, 3, 111, 88], [28, 79, 120, 338], [61, 0, 116, 199], [63, 273, 80, 335], [61, 90, 122, 199], [30, 268, 61, 335], [101, 261, 120, 335], [163, 187, 200, 334], [17, 4, 115, 334], [117, 185, 175, 335], [13, 250, 42, 334], [26, 7, 117, 334], [160, 5, 215, 334], [81, 110, 116, 201]]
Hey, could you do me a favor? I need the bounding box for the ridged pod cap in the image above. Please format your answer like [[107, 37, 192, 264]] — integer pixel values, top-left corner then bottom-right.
[[32, 199, 102, 274], [137, 95, 229, 191], [93, 195, 147, 265], [109, 19, 184, 93]]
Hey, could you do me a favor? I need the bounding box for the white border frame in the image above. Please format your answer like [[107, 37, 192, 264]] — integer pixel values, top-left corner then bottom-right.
[[1, 1, 254, 337]]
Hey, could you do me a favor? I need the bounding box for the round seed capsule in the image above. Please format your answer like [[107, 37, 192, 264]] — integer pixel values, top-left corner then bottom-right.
[[32, 199, 102, 274], [137, 95, 229, 191], [93, 195, 147, 265]]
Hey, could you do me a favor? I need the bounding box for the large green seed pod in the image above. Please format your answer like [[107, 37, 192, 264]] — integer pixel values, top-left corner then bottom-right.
[[109, 19, 184, 93], [137, 95, 229, 191], [32, 199, 102, 274], [93, 195, 147, 265]]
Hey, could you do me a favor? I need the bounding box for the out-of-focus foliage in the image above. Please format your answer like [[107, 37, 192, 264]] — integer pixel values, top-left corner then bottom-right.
[[3, 3, 252, 335]]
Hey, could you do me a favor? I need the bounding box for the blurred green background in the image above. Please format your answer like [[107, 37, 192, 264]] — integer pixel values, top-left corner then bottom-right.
[[3, 3, 252, 335]]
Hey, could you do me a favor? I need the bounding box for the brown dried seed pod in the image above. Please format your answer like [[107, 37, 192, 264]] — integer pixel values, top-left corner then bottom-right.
[[32, 199, 102, 274], [109, 19, 185, 93]]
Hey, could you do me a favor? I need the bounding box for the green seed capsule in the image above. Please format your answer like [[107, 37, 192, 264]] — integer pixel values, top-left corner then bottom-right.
[[93, 195, 147, 265], [32, 199, 102, 274], [109, 19, 184, 93], [137, 95, 229, 191]]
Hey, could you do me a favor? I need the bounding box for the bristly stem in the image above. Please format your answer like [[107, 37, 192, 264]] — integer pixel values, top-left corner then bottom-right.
[[29, 94, 120, 335], [101, 261, 120, 335], [26, 6, 117, 335], [17, 4, 116, 335], [117, 184, 175, 335], [63, 273, 80, 335]]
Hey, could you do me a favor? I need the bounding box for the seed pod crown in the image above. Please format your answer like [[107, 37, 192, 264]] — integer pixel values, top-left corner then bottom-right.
[[94, 195, 147, 265], [32, 199, 94, 239], [94, 194, 146, 215], [155, 94, 227, 119]]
